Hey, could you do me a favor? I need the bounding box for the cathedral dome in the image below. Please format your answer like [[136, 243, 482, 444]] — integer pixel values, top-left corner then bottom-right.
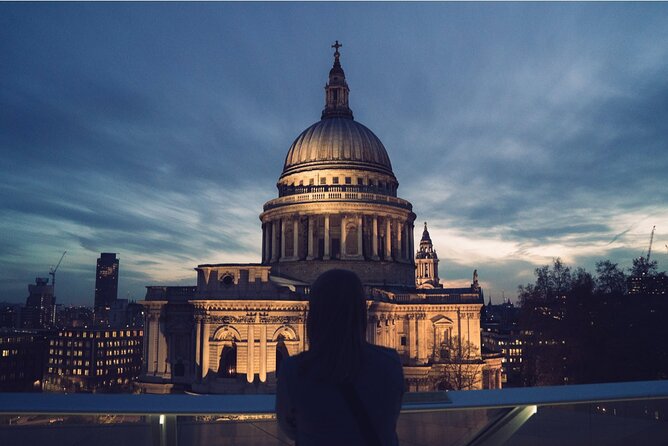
[[260, 42, 416, 288], [281, 118, 394, 177]]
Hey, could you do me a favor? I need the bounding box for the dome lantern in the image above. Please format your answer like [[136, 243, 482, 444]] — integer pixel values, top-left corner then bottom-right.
[[322, 40, 353, 120]]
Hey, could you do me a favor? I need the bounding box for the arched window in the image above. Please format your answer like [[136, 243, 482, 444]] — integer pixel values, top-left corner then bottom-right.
[[276, 335, 290, 375], [218, 343, 237, 378]]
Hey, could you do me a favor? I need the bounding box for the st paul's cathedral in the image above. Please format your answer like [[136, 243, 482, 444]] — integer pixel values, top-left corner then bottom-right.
[[138, 43, 503, 394]]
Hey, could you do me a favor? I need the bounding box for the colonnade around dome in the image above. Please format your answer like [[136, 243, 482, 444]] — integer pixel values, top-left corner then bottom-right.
[[261, 213, 415, 264]]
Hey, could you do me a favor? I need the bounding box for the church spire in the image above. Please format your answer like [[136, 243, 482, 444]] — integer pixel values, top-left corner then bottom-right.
[[322, 40, 353, 120], [419, 222, 434, 253]]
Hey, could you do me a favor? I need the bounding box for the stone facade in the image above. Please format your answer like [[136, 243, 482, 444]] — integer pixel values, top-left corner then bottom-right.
[[137, 44, 502, 394]]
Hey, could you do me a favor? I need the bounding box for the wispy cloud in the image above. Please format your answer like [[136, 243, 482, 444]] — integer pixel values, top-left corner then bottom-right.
[[1, 3, 667, 304]]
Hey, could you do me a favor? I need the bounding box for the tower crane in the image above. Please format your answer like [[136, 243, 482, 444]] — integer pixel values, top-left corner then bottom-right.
[[46, 251, 66, 326], [646, 226, 655, 262], [49, 251, 67, 293]]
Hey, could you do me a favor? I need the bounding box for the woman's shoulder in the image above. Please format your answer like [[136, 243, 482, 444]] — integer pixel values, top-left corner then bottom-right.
[[364, 343, 403, 368], [278, 351, 314, 380], [279, 352, 303, 373]]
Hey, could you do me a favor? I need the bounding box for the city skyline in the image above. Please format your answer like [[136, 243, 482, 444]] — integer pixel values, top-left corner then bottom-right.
[[1, 3, 667, 305]]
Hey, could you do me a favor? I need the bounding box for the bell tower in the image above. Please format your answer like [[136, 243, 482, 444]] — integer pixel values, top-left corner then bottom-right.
[[416, 222, 441, 289]]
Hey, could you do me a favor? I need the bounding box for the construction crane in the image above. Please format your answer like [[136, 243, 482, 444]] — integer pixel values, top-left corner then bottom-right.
[[49, 251, 67, 292], [46, 251, 66, 326], [646, 226, 655, 262]]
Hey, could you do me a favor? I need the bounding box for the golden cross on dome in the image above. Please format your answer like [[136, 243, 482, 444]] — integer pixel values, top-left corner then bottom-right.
[[332, 40, 342, 58]]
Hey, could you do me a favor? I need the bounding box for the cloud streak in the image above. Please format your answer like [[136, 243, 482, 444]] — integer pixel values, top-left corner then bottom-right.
[[1, 3, 667, 304]]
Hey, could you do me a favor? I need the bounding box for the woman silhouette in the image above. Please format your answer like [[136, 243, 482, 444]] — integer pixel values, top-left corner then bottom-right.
[[276, 269, 404, 445]]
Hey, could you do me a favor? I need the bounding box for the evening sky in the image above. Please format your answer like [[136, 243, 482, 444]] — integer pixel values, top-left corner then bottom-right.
[[1, 3, 667, 305]]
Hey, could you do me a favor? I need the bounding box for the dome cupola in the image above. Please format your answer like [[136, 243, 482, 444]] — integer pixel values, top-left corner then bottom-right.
[[322, 40, 353, 120], [260, 42, 417, 288]]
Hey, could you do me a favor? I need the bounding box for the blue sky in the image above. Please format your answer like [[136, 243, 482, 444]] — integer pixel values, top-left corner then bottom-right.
[[1, 3, 667, 305]]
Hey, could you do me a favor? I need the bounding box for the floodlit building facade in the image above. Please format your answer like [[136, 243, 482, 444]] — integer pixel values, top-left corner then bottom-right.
[[138, 45, 502, 394]]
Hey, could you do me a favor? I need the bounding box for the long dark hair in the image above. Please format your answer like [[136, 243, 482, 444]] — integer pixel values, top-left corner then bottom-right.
[[304, 269, 367, 383]]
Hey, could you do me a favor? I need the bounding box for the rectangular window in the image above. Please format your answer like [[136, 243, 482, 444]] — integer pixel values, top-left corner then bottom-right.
[[332, 177, 339, 184], [357, 178, 363, 185], [401, 336, 407, 346], [309, 178, 314, 185], [345, 177, 351, 184], [320, 177, 326, 185]]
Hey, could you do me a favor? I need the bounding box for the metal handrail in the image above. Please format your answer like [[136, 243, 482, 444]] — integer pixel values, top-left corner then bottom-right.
[[1, 380, 666, 416]]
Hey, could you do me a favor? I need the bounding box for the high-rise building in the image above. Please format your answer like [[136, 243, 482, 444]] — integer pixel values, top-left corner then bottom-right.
[[23, 277, 55, 329], [94, 253, 119, 326]]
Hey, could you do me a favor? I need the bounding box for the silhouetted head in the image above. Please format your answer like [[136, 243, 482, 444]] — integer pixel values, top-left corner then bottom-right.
[[305, 269, 367, 382]]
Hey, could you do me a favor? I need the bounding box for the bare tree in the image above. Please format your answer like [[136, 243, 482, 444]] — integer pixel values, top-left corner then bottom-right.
[[436, 337, 483, 391]]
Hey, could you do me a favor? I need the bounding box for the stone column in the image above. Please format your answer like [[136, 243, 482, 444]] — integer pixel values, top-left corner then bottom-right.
[[271, 220, 279, 262], [306, 216, 315, 260], [260, 223, 265, 262], [408, 223, 415, 263], [397, 221, 403, 261], [151, 312, 160, 375], [372, 217, 379, 260], [387, 319, 394, 348], [357, 215, 363, 257], [194, 315, 202, 379], [280, 219, 286, 261], [259, 324, 267, 383], [247, 323, 255, 383], [142, 312, 150, 374], [323, 215, 330, 260], [369, 318, 377, 345], [341, 215, 348, 257], [201, 318, 210, 380], [417, 315, 427, 364], [385, 219, 392, 260], [157, 322, 169, 376], [144, 307, 155, 375], [292, 218, 299, 260], [405, 223, 410, 263], [408, 315, 416, 360], [263, 223, 270, 263]]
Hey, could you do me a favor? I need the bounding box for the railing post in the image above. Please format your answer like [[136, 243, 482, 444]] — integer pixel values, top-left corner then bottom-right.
[[151, 414, 178, 446]]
